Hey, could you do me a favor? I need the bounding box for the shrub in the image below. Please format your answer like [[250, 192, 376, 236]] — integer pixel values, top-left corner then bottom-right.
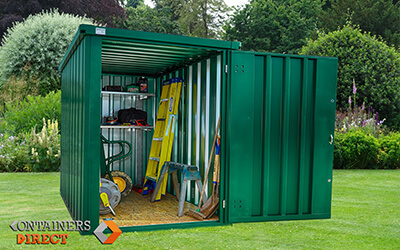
[[1, 91, 61, 135], [26, 119, 60, 172], [335, 81, 386, 137], [333, 132, 345, 169], [336, 108, 385, 137], [333, 130, 379, 169], [301, 25, 400, 128], [0, 9, 95, 95], [378, 133, 400, 169], [0, 133, 30, 172], [0, 119, 61, 173], [0, 77, 39, 110]]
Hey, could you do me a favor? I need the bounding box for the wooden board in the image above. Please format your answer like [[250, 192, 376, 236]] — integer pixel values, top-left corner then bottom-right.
[[99, 191, 218, 227]]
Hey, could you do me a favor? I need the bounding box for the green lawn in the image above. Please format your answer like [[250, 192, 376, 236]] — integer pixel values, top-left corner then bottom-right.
[[0, 170, 399, 249]]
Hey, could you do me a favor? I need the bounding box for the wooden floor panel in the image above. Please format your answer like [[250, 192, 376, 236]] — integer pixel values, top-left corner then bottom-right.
[[99, 190, 218, 227]]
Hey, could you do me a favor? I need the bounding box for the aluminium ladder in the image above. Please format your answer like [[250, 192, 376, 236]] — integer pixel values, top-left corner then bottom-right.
[[143, 77, 183, 201]]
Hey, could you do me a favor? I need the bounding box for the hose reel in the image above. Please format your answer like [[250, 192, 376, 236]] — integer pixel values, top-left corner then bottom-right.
[[99, 178, 121, 215]]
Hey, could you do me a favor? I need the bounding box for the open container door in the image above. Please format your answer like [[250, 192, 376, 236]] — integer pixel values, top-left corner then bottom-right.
[[226, 51, 337, 223]]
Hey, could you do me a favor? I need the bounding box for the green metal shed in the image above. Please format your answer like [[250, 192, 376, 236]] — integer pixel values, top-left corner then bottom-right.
[[59, 24, 338, 234]]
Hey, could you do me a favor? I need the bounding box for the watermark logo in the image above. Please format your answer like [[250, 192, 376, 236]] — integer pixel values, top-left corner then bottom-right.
[[93, 221, 121, 244], [10, 220, 91, 245], [10, 220, 122, 245]]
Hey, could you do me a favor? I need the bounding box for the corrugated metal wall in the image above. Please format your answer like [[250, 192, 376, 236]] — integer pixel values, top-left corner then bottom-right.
[[158, 54, 223, 205], [60, 35, 102, 234], [227, 52, 337, 222]]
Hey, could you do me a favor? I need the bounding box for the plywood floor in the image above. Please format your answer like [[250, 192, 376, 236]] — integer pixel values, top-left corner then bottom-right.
[[99, 190, 218, 227]]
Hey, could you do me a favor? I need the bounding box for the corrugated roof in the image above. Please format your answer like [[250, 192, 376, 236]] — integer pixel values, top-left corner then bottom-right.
[[101, 39, 219, 75], [59, 25, 241, 76]]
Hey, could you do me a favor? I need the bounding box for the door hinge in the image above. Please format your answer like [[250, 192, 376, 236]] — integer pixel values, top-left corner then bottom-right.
[[223, 200, 226, 208], [225, 65, 228, 74]]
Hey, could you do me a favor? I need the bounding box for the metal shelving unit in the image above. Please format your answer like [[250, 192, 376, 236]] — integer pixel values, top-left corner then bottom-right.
[[101, 86, 155, 185], [100, 125, 153, 131], [101, 91, 155, 100]]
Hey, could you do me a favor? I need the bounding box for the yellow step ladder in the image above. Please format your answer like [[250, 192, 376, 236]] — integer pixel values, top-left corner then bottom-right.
[[143, 77, 183, 201]]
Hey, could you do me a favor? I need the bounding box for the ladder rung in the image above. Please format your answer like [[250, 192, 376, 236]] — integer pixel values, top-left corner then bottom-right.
[[146, 176, 157, 182], [145, 77, 182, 201]]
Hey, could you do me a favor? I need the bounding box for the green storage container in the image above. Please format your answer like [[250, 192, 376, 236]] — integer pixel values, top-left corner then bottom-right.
[[59, 25, 337, 234]]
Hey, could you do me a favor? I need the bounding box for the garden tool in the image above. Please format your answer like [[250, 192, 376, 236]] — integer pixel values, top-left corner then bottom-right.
[[199, 136, 221, 218], [100, 135, 133, 198], [197, 117, 220, 208], [186, 135, 221, 220], [99, 178, 121, 215], [100, 192, 116, 216]]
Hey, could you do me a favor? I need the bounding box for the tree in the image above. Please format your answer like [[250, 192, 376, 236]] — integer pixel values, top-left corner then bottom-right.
[[153, 0, 228, 38], [125, 0, 144, 8], [224, 0, 323, 53], [153, 0, 183, 21], [60, 0, 124, 27], [181, 0, 228, 38], [117, 4, 184, 35], [0, 0, 62, 41], [320, 0, 400, 48], [0, 10, 95, 96], [301, 25, 400, 128], [0, 0, 124, 41]]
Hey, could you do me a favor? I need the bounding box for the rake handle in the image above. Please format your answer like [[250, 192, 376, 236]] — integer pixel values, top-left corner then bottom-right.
[[198, 117, 221, 209]]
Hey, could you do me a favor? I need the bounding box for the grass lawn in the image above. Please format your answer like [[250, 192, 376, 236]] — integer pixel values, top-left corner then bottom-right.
[[0, 170, 399, 249]]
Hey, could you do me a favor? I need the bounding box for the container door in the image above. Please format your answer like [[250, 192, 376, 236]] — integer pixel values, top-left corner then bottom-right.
[[226, 51, 337, 223]]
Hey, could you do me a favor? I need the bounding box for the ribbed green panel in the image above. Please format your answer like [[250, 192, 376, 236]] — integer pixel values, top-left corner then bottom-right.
[[227, 51, 337, 223], [60, 36, 102, 234], [312, 59, 338, 215]]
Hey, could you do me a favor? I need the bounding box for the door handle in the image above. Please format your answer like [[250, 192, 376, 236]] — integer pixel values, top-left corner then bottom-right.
[[329, 134, 334, 145]]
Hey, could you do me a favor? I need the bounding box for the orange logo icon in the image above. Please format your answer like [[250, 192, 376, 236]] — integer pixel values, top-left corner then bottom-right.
[[93, 221, 121, 244]]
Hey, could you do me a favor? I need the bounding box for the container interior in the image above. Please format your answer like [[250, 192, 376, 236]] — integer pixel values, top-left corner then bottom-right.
[[98, 38, 225, 227]]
